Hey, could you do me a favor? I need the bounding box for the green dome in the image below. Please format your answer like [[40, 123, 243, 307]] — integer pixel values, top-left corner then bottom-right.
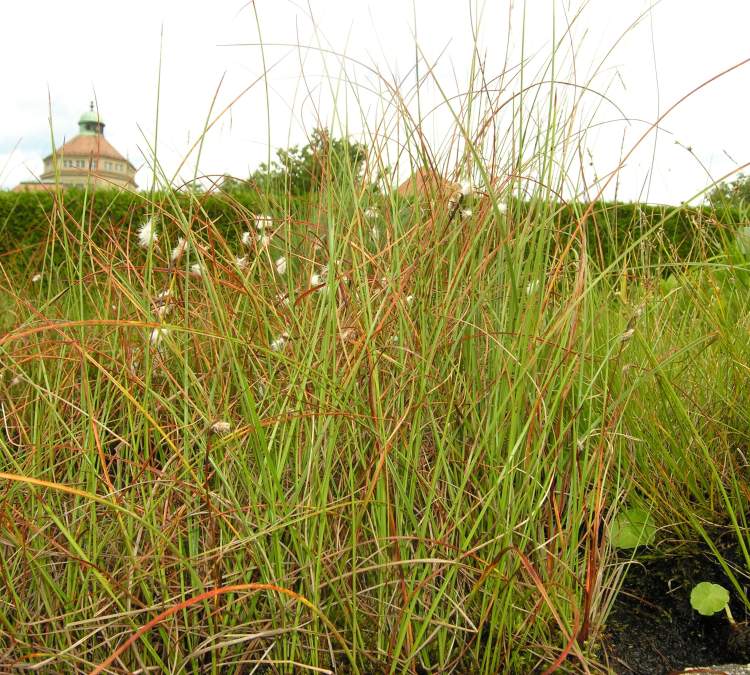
[[78, 103, 105, 136], [79, 109, 102, 124]]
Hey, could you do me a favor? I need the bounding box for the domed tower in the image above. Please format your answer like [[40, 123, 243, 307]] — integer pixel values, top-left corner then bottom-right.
[[34, 102, 137, 190], [77, 106, 105, 136]]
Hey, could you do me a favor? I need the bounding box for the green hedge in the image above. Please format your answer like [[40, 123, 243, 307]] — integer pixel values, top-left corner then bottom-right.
[[1, 188, 747, 271], [0, 188, 268, 253], [550, 200, 747, 270]]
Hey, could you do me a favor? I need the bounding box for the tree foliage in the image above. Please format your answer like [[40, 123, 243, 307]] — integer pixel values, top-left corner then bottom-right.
[[708, 173, 750, 207], [249, 128, 367, 196]]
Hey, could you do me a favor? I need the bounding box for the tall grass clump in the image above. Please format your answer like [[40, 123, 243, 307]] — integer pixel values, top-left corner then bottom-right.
[[2, 7, 750, 674]]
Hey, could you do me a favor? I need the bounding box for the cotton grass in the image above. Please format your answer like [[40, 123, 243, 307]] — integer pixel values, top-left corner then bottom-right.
[[137, 219, 158, 248]]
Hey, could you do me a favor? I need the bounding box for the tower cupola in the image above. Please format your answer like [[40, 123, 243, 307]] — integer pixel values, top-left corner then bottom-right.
[[78, 102, 105, 136]]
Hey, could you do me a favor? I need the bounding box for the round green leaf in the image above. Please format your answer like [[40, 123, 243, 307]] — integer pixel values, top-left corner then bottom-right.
[[690, 582, 730, 616], [611, 507, 656, 549]]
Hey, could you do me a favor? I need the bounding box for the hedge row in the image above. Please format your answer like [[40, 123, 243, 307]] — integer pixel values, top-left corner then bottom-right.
[[0, 189, 266, 253], [0, 188, 747, 270], [557, 200, 748, 269]]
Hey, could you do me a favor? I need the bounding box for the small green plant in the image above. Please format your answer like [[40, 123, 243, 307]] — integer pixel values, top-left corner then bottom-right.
[[611, 507, 657, 549], [690, 581, 732, 620], [691, 582, 750, 660]]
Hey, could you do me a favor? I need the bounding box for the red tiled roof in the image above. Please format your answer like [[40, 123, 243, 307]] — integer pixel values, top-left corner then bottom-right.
[[44, 134, 133, 167], [396, 167, 460, 198]]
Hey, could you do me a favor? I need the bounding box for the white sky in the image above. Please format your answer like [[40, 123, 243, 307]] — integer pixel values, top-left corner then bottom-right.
[[1, 0, 749, 204]]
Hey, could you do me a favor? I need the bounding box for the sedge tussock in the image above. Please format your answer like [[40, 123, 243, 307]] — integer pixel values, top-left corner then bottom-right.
[[4, 11, 747, 674]]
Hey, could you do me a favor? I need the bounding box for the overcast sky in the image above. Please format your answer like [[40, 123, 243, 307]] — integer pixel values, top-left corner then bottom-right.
[[1, 0, 749, 204]]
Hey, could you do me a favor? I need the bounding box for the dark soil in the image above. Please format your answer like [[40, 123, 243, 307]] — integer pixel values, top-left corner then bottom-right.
[[603, 532, 750, 674]]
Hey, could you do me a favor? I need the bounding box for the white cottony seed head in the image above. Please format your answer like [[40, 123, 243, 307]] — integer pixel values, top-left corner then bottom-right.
[[255, 214, 273, 231], [190, 263, 204, 277], [461, 208, 473, 219], [31, 273, 42, 283], [340, 327, 357, 343], [137, 219, 158, 248], [270, 332, 289, 352], [155, 303, 173, 319], [310, 264, 328, 289], [274, 256, 287, 275], [210, 420, 231, 435], [150, 327, 169, 346], [459, 180, 473, 197], [171, 237, 188, 263], [235, 255, 249, 270], [241, 231, 253, 247], [258, 233, 272, 248], [364, 207, 378, 220]]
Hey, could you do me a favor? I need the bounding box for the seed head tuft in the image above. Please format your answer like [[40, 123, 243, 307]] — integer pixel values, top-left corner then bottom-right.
[[155, 303, 172, 319], [171, 237, 188, 263], [270, 332, 289, 352], [150, 327, 169, 347], [620, 327, 635, 343], [258, 233, 272, 248], [210, 420, 231, 435], [255, 214, 273, 231], [137, 219, 158, 248]]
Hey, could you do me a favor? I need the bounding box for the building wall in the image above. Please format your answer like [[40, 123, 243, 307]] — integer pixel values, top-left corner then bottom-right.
[[39, 156, 137, 190]]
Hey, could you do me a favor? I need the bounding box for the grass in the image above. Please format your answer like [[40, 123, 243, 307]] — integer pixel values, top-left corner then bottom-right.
[[2, 8, 750, 674]]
